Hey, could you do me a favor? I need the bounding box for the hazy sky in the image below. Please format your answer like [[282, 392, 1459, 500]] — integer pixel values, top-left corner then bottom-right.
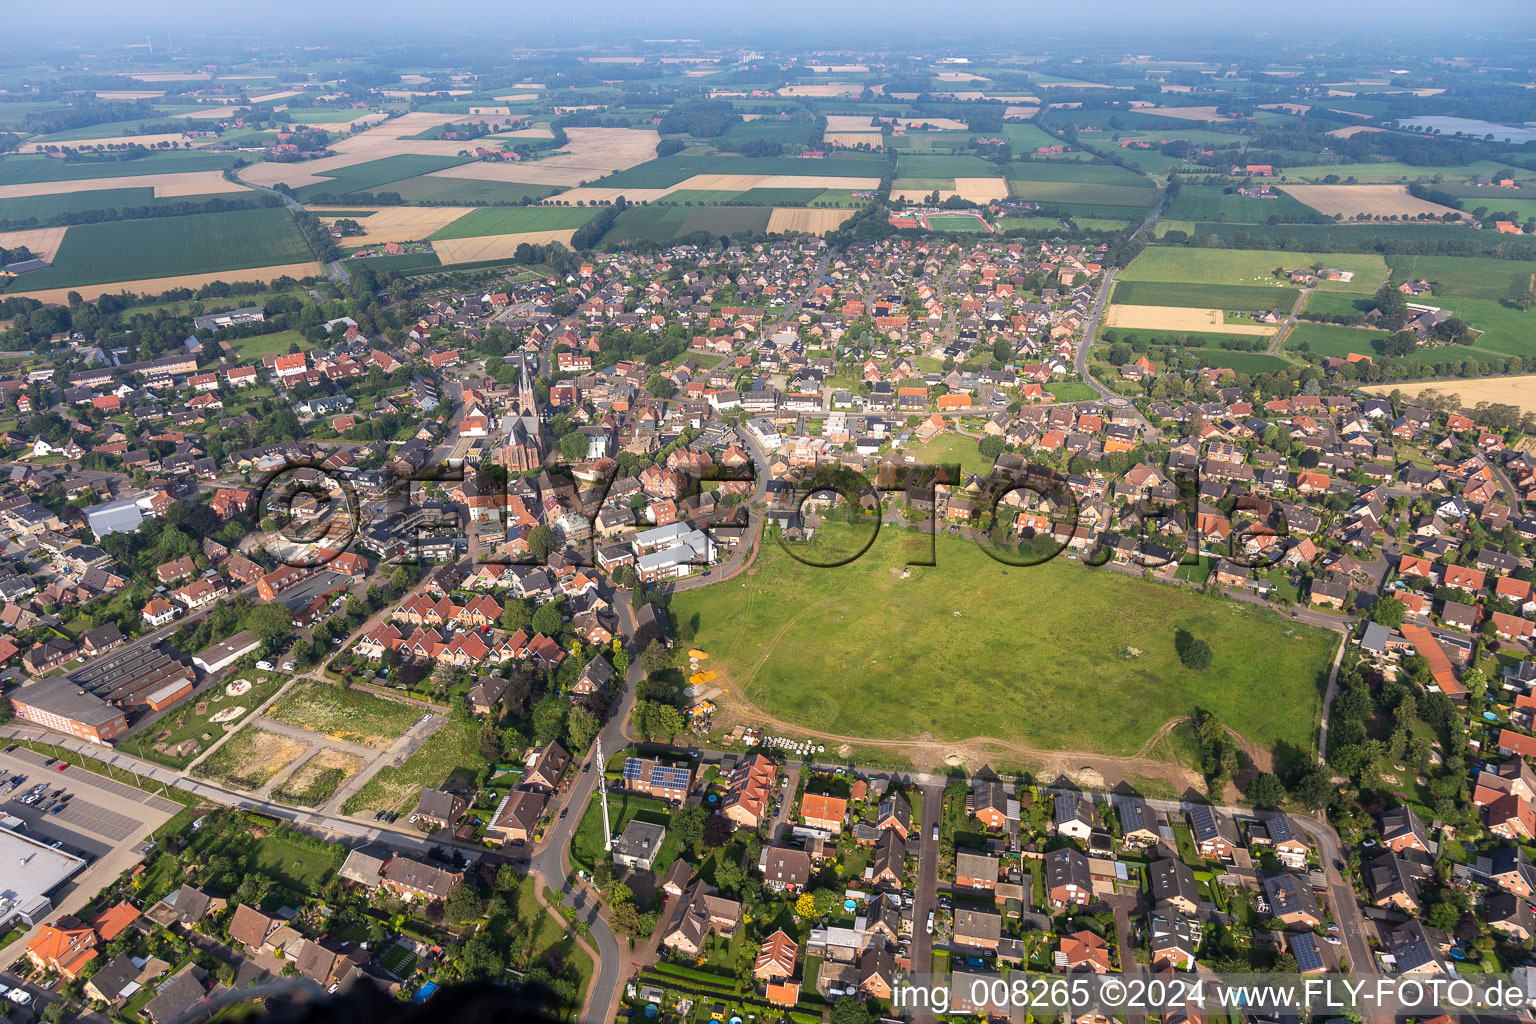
[[6, 0, 1535, 48]]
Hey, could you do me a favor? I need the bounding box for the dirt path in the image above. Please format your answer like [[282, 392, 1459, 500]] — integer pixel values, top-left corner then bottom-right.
[[710, 693, 1210, 794], [1133, 715, 1273, 772]]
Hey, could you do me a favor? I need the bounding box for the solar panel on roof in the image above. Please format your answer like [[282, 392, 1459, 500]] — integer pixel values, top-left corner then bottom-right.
[[622, 758, 644, 780], [653, 766, 691, 788], [1291, 933, 1324, 973]]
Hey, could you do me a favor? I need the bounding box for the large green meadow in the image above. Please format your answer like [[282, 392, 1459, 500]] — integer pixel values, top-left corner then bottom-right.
[[672, 529, 1335, 758]]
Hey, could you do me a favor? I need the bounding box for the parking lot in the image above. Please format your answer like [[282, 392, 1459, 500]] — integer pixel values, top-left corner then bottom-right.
[[0, 746, 179, 856]]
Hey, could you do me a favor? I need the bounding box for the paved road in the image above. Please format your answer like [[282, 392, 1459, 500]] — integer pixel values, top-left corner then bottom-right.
[[908, 781, 944, 1024]]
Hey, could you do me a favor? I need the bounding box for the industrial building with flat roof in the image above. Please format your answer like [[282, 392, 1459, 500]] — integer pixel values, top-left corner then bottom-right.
[[11, 677, 129, 743], [0, 822, 87, 930], [70, 645, 193, 712], [192, 630, 261, 674]]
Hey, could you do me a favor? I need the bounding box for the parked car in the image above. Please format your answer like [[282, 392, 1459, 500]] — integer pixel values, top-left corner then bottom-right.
[[925, 911, 934, 935], [8, 987, 32, 1006]]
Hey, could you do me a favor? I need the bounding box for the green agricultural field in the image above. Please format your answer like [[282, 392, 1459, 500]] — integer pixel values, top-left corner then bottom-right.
[[1112, 148, 1185, 176], [718, 119, 819, 146], [292, 154, 471, 199], [897, 153, 1006, 178], [1112, 279, 1299, 313], [603, 208, 683, 244], [0, 151, 241, 185], [1006, 181, 1155, 208], [1163, 185, 1318, 223], [597, 152, 884, 189], [1302, 291, 1377, 319], [267, 680, 421, 748], [1185, 348, 1294, 374], [1119, 247, 1389, 292], [1100, 326, 1284, 348], [660, 190, 745, 205], [427, 205, 598, 239], [997, 124, 1060, 151], [1, 207, 313, 291], [385, 175, 559, 204], [734, 187, 826, 205], [671, 528, 1334, 758], [1171, 221, 1493, 252], [1384, 253, 1536, 357], [1286, 322, 1392, 359], [679, 206, 772, 235], [0, 187, 252, 223], [1279, 160, 1527, 184], [1006, 161, 1154, 187]]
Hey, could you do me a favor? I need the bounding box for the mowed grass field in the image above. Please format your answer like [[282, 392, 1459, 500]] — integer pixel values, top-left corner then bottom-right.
[[1, 207, 313, 290], [605, 204, 772, 242], [674, 528, 1334, 757], [1120, 247, 1389, 292], [1286, 322, 1392, 359], [1003, 160, 1156, 209], [599, 152, 885, 189], [1112, 279, 1299, 313], [427, 205, 598, 239]]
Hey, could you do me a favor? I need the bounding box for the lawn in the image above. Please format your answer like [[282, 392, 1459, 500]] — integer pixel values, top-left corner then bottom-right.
[[570, 791, 676, 873], [1184, 348, 1294, 374], [1, 207, 313, 290], [342, 718, 483, 815], [672, 528, 1336, 758], [1285, 322, 1392, 359], [267, 680, 421, 749], [1046, 380, 1101, 402], [1112, 279, 1299, 313], [426, 205, 599, 239], [226, 329, 313, 360], [249, 830, 344, 890], [909, 433, 994, 474], [516, 882, 594, 1017], [1119, 247, 1389, 291]]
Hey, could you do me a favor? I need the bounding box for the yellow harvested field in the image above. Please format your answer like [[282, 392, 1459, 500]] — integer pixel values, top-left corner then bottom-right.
[[238, 111, 506, 189], [493, 93, 538, 102], [1279, 184, 1464, 219], [0, 227, 68, 262], [825, 132, 884, 148], [935, 91, 986, 102], [825, 115, 876, 131], [94, 90, 165, 100], [0, 170, 250, 200], [1005, 106, 1042, 119], [425, 127, 660, 187], [1258, 103, 1311, 115], [250, 90, 304, 104], [1129, 105, 1236, 121], [809, 64, 868, 73], [1365, 377, 1536, 416], [21, 133, 209, 153], [432, 230, 578, 264], [989, 95, 1040, 103], [6, 262, 324, 305], [937, 71, 990, 82], [897, 117, 969, 130], [1103, 305, 1277, 335], [767, 207, 857, 235], [1327, 125, 1387, 139], [551, 187, 670, 205], [466, 106, 511, 116], [778, 83, 863, 97], [174, 106, 244, 120], [951, 177, 1009, 202], [317, 206, 477, 244], [122, 72, 210, 82]]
